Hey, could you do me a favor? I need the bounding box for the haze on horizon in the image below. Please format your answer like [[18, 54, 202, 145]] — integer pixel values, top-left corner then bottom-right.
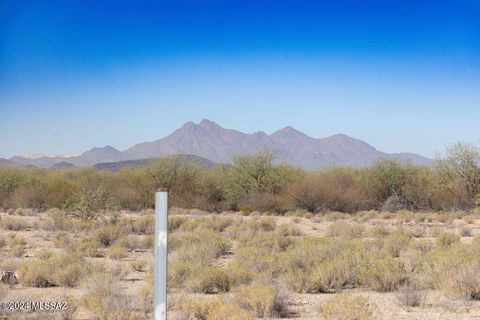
[[1, 1, 479, 158]]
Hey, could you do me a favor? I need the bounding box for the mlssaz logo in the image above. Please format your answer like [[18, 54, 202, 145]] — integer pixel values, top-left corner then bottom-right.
[[31, 301, 68, 311]]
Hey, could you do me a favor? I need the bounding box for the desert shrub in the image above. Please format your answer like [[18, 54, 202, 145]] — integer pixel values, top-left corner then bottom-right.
[[420, 243, 480, 299], [17, 253, 88, 287], [233, 245, 281, 282], [359, 257, 406, 291], [76, 237, 103, 257], [54, 231, 73, 249], [436, 232, 460, 247], [146, 156, 203, 208], [11, 183, 48, 210], [420, 244, 470, 290], [82, 274, 136, 320], [458, 225, 472, 237], [131, 215, 154, 234], [114, 235, 140, 251], [436, 143, 480, 209], [9, 245, 25, 257], [180, 298, 254, 320], [8, 235, 26, 257], [238, 192, 285, 213], [169, 230, 231, 290], [168, 215, 188, 231], [93, 224, 125, 247], [226, 151, 292, 204], [64, 188, 110, 221], [463, 215, 475, 224], [382, 230, 411, 258], [309, 255, 359, 293], [326, 222, 365, 238], [1, 216, 29, 231], [107, 245, 129, 260], [396, 282, 426, 307], [138, 283, 153, 318], [239, 205, 253, 215], [318, 293, 378, 320], [408, 226, 425, 238], [225, 261, 255, 286], [281, 238, 365, 293], [288, 168, 365, 213], [37, 249, 54, 260], [131, 258, 147, 272], [186, 266, 231, 294], [277, 224, 303, 237], [58, 295, 79, 320], [174, 230, 230, 265], [233, 284, 283, 318], [366, 225, 389, 238], [0, 283, 8, 301], [142, 234, 154, 249], [179, 216, 236, 233]]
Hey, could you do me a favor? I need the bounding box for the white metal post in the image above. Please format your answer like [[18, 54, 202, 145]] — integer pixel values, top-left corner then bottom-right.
[[154, 188, 168, 320]]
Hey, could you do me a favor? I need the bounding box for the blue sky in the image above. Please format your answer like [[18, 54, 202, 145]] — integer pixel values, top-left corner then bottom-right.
[[0, 0, 479, 158]]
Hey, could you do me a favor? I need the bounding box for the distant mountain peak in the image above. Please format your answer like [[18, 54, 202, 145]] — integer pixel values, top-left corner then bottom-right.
[[199, 118, 217, 126], [272, 126, 309, 137], [7, 119, 433, 169], [82, 145, 120, 154]]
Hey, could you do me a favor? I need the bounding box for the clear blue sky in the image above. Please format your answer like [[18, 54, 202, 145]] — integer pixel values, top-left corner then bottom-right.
[[0, 0, 479, 158]]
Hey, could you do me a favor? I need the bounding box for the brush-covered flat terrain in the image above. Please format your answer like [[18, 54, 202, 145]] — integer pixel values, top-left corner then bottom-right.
[[2, 208, 480, 320]]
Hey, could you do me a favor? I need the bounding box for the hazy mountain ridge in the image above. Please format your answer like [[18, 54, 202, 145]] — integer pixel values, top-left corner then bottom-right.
[[94, 154, 219, 172], [6, 119, 433, 169]]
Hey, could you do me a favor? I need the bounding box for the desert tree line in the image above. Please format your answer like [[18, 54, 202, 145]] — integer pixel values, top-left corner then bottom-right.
[[0, 142, 479, 216]]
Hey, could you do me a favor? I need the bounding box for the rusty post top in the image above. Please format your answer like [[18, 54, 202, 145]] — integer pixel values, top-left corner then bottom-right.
[[157, 187, 168, 192]]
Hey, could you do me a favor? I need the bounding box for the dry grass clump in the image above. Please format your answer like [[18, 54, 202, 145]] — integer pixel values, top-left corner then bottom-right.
[[359, 257, 406, 291], [276, 224, 303, 237], [131, 257, 148, 272], [463, 215, 475, 224], [428, 226, 442, 238], [8, 235, 26, 257], [1, 216, 29, 231], [107, 244, 129, 260], [17, 253, 89, 287], [92, 224, 125, 247], [169, 230, 231, 290], [396, 282, 426, 307], [233, 284, 287, 318], [82, 274, 136, 320], [186, 266, 231, 294], [53, 231, 73, 249], [76, 237, 103, 257], [281, 238, 364, 293], [180, 297, 254, 320], [179, 216, 237, 233], [458, 225, 472, 237], [366, 225, 389, 238], [382, 230, 411, 258], [420, 243, 480, 299], [409, 226, 426, 238], [131, 215, 154, 234], [436, 232, 460, 247], [326, 222, 365, 238], [318, 293, 378, 320], [168, 215, 188, 231]]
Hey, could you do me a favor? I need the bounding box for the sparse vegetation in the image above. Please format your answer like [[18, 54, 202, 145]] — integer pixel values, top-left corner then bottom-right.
[[1, 144, 480, 319], [318, 293, 378, 320]]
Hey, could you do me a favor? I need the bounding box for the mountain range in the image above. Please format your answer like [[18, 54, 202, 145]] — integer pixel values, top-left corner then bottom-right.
[[4, 119, 433, 170]]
